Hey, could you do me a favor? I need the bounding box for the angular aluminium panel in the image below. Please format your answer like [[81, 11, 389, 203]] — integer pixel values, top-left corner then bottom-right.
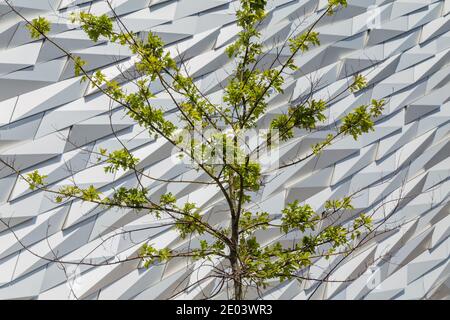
[[0, 0, 448, 300]]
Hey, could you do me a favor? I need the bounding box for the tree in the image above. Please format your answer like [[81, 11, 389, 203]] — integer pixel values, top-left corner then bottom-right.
[[5, 0, 388, 300]]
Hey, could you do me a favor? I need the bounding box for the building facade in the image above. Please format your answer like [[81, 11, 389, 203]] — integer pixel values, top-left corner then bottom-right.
[[0, 0, 448, 299]]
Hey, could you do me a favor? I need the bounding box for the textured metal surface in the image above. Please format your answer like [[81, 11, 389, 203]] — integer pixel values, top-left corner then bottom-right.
[[0, 0, 448, 300]]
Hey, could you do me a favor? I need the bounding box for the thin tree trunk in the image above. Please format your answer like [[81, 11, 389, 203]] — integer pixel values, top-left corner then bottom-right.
[[229, 190, 243, 300], [230, 254, 243, 300]]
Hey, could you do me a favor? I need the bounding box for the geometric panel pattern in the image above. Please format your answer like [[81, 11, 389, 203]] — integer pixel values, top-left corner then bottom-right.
[[0, 0, 448, 299]]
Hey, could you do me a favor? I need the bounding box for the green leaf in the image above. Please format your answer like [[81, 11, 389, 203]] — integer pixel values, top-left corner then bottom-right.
[[73, 56, 87, 77], [350, 74, 367, 93], [104, 149, 139, 173], [27, 17, 51, 39], [26, 170, 48, 190]]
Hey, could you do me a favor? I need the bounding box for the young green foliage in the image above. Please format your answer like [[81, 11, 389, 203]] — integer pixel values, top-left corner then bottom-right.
[[71, 12, 113, 42], [26, 170, 47, 190], [350, 74, 368, 93], [104, 149, 140, 173], [21, 0, 385, 300], [27, 17, 51, 39]]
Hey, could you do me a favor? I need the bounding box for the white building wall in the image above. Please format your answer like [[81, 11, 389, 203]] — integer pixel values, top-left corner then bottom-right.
[[0, 0, 448, 299]]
